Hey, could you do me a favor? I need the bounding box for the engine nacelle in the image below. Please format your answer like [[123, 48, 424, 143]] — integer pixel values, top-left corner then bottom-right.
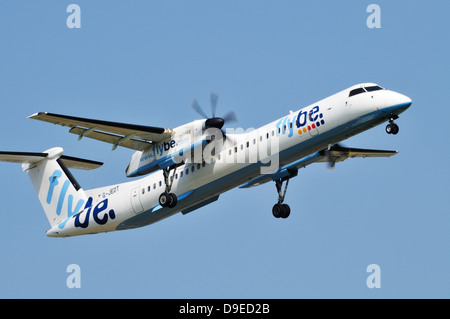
[[125, 119, 211, 177]]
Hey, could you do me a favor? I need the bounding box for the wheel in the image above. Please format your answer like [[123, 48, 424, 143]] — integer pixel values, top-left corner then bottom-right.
[[385, 123, 393, 134], [272, 203, 283, 218], [391, 123, 399, 135], [159, 192, 171, 207], [168, 193, 177, 208], [281, 204, 290, 218]]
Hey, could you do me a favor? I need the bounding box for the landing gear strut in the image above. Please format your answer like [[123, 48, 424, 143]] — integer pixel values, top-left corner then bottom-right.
[[385, 115, 399, 135], [272, 178, 291, 219], [159, 166, 178, 208]]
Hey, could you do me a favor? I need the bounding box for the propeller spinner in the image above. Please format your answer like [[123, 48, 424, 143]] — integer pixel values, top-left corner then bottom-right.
[[190, 92, 238, 130]]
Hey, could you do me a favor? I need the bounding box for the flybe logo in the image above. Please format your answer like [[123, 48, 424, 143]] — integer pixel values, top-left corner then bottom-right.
[[276, 105, 326, 137], [296, 105, 325, 135], [141, 140, 177, 162], [47, 170, 85, 221], [47, 169, 115, 229]]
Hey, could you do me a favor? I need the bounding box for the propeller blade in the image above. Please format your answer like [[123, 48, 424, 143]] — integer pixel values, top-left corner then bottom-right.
[[325, 149, 336, 170], [190, 98, 209, 119], [222, 111, 238, 123], [210, 92, 219, 118]]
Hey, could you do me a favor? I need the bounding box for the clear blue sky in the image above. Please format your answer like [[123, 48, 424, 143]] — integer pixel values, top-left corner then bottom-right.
[[0, 0, 449, 298]]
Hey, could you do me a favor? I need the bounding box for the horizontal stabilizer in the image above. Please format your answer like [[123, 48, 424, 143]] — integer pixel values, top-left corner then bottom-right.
[[0, 151, 103, 170]]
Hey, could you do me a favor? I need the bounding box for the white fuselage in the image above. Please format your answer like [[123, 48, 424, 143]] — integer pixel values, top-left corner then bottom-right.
[[46, 83, 411, 237]]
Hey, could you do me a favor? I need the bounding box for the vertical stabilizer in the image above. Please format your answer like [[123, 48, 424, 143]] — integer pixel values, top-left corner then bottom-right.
[[24, 148, 87, 227], [0, 147, 102, 228]]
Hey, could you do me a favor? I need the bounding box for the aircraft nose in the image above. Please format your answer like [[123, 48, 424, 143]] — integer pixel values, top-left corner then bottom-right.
[[398, 94, 412, 108], [386, 91, 412, 115]]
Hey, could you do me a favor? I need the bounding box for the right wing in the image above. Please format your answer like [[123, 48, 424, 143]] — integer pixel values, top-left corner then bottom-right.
[[29, 112, 173, 151], [240, 144, 398, 189]]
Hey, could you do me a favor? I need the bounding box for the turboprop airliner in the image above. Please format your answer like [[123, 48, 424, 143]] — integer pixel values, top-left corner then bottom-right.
[[0, 83, 411, 237]]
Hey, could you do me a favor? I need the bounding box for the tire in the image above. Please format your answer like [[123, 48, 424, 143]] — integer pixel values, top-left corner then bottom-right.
[[159, 192, 170, 207], [272, 203, 283, 218], [392, 124, 399, 135], [168, 193, 177, 208], [281, 204, 291, 218], [385, 124, 393, 134]]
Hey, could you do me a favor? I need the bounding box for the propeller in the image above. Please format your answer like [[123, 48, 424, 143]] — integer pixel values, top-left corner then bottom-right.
[[190, 92, 238, 131]]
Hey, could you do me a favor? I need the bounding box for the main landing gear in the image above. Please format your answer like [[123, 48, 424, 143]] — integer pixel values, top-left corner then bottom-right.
[[385, 115, 399, 135], [159, 166, 178, 208], [272, 178, 291, 219]]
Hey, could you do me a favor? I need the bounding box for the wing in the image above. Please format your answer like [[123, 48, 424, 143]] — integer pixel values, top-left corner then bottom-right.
[[28, 112, 173, 151], [240, 145, 398, 188]]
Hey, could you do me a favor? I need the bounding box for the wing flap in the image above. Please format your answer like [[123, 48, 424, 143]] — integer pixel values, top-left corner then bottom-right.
[[69, 127, 151, 151]]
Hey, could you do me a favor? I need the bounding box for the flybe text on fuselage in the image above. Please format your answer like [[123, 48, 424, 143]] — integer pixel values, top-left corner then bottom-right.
[[275, 105, 326, 139]]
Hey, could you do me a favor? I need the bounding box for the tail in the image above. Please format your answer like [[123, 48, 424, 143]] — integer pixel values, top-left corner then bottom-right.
[[0, 147, 102, 227]]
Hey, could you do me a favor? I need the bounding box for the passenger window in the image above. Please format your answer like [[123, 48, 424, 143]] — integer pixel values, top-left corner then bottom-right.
[[159, 181, 162, 187], [148, 186, 151, 192], [191, 166, 195, 173], [197, 163, 200, 170]]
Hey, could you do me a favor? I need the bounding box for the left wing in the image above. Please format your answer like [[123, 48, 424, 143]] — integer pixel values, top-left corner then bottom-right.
[[29, 112, 173, 151], [240, 144, 398, 189]]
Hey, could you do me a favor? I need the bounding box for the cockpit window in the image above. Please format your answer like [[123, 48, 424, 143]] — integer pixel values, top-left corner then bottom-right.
[[349, 88, 366, 97], [365, 85, 384, 92]]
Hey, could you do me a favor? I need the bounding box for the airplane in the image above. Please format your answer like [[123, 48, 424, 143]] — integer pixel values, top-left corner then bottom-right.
[[0, 83, 411, 237]]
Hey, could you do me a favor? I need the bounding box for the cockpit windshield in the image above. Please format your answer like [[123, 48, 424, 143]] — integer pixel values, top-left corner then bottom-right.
[[349, 88, 366, 97], [348, 85, 385, 97], [365, 85, 384, 92]]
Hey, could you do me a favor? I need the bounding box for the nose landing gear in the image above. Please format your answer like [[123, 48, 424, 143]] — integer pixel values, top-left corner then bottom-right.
[[386, 115, 399, 135]]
